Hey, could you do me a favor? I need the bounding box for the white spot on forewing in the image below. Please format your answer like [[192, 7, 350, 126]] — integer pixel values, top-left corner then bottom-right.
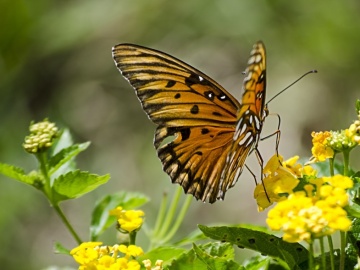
[[248, 55, 256, 64], [234, 122, 247, 140], [254, 116, 261, 130], [199, 76, 204, 81], [255, 54, 262, 63], [238, 131, 253, 147], [244, 71, 252, 82]]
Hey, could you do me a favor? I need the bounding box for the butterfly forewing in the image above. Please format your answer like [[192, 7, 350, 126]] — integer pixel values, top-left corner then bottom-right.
[[112, 42, 267, 203], [219, 42, 267, 193]]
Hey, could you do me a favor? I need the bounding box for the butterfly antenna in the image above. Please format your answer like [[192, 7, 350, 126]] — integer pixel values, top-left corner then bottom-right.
[[266, 70, 317, 105]]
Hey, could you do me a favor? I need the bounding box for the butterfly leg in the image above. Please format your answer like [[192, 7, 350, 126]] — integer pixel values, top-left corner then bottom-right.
[[260, 113, 282, 165], [245, 164, 258, 185], [254, 148, 271, 202]]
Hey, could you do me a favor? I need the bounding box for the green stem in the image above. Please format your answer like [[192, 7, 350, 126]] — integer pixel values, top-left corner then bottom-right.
[[37, 152, 52, 199], [340, 231, 346, 270], [152, 192, 168, 237], [53, 204, 82, 244], [343, 150, 350, 176], [327, 235, 335, 270], [161, 195, 192, 244], [329, 157, 335, 177], [156, 186, 182, 239], [129, 231, 137, 245], [308, 241, 314, 270], [319, 237, 326, 270]]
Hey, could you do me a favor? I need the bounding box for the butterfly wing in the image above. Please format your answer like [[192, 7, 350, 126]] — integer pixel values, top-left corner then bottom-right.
[[112, 42, 266, 203], [219, 41, 267, 198]]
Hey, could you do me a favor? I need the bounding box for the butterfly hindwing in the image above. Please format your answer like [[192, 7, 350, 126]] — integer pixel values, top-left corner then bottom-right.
[[112, 42, 267, 203]]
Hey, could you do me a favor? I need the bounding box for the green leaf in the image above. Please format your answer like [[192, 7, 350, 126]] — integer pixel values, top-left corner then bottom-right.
[[169, 243, 242, 270], [138, 246, 186, 269], [48, 142, 90, 176], [52, 170, 110, 203], [193, 243, 243, 270], [90, 192, 149, 240], [0, 162, 39, 186], [52, 128, 74, 154], [346, 218, 360, 266], [53, 242, 70, 255], [199, 225, 308, 270]]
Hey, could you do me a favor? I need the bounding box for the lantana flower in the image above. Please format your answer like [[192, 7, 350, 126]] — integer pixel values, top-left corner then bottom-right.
[[266, 175, 353, 243], [309, 131, 334, 162], [254, 155, 315, 211], [70, 242, 143, 270], [110, 206, 145, 233]]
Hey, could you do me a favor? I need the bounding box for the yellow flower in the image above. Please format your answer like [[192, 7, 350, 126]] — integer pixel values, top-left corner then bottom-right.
[[266, 175, 353, 243], [254, 155, 300, 211], [309, 131, 334, 162], [118, 244, 144, 257], [110, 207, 145, 233], [70, 242, 103, 265], [71, 242, 143, 270]]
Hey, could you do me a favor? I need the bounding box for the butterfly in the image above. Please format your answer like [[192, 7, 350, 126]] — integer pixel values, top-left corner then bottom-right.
[[112, 41, 268, 203]]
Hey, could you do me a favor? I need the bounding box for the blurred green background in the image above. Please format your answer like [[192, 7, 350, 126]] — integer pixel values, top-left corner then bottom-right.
[[1, 0, 360, 269]]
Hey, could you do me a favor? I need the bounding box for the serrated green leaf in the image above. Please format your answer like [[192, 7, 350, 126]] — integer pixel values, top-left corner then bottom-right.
[[52, 170, 110, 203], [193, 243, 243, 270], [346, 218, 360, 265], [0, 162, 39, 185], [168, 246, 209, 270], [244, 256, 270, 270], [53, 242, 70, 255], [90, 192, 149, 240], [48, 142, 90, 176], [199, 242, 235, 259], [138, 246, 186, 269], [168, 243, 240, 270], [199, 225, 308, 270]]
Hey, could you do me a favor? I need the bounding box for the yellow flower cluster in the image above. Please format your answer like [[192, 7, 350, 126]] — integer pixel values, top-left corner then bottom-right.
[[70, 242, 143, 270], [254, 155, 316, 211], [310, 131, 334, 162], [110, 207, 145, 233], [266, 175, 353, 243], [310, 127, 360, 163]]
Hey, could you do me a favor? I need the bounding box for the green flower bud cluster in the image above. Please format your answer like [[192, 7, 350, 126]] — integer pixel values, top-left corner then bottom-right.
[[23, 120, 59, 153], [328, 130, 357, 152]]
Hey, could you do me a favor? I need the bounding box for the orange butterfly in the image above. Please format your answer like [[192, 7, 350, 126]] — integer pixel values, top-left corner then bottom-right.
[[112, 41, 268, 203]]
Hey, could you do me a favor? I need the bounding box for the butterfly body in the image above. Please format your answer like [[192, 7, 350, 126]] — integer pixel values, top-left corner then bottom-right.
[[113, 41, 267, 203]]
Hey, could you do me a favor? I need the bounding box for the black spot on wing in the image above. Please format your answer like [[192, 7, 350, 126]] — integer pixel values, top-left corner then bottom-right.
[[212, 112, 222, 117], [185, 73, 205, 86], [204, 91, 215, 101], [201, 128, 209, 134], [180, 128, 190, 141], [174, 93, 181, 99], [190, 105, 199, 114], [166, 80, 176, 88], [218, 94, 228, 101]]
